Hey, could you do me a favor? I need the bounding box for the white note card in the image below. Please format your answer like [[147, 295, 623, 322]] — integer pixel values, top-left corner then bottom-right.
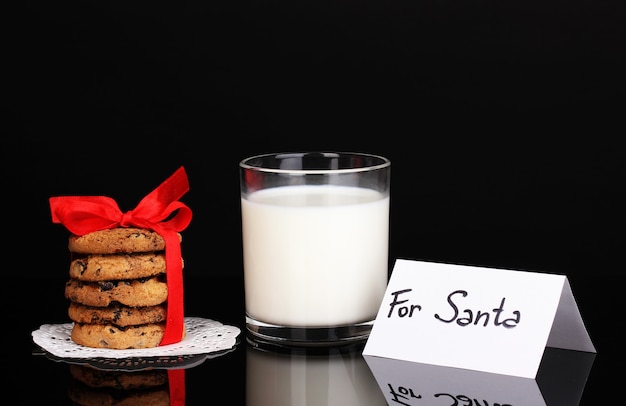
[[363, 259, 596, 379]]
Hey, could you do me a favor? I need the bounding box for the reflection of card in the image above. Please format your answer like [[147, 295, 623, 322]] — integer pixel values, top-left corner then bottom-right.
[[364, 347, 596, 406], [363, 259, 596, 378]]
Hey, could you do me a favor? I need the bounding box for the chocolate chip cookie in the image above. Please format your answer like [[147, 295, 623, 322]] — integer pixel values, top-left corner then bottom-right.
[[68, 227, 181, 254], [68, 302, 167, 327]]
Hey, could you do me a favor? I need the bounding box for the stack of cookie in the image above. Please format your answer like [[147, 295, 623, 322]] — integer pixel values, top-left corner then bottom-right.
[[64, 227, 182, 349]]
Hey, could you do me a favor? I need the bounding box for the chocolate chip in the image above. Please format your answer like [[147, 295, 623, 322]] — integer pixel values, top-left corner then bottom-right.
[[99, 281, 115, 291]]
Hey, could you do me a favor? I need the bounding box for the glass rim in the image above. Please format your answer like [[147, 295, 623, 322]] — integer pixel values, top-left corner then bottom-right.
[[239, 151, 390, 174]]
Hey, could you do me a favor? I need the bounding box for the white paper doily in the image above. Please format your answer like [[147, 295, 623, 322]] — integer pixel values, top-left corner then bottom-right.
[[32, 317, 241, 359]]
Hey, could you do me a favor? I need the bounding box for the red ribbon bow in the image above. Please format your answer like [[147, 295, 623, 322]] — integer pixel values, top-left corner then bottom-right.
[[49, 166, 192, 347]]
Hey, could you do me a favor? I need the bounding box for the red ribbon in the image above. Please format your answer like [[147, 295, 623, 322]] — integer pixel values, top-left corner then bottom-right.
[[168, 369, 186, 405], [49, 166, 192, 346]]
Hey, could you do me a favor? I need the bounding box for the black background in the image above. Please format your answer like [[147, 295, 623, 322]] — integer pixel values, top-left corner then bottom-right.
[[6, 1, 625, 403], [8, 0, 624, 280]]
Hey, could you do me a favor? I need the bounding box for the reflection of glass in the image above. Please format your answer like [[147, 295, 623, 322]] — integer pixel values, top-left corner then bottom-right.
[[246, 337, 387, 405]]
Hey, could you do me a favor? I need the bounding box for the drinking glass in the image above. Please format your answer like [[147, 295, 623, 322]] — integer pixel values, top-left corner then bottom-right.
[[240, 152, 391, 345]]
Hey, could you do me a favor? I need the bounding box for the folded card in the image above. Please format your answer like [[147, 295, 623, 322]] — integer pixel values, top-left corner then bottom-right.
[[363, 259, 596, 378]]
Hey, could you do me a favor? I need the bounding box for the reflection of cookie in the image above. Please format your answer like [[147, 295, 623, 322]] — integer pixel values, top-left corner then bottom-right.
[[68, 302, 167, 327], [65, 275, 168, 307], [68, 227, 181, 254], [71, 322, 167, 349], [67, 368, 170, 406], [69, 253, 169, 281], [68, 364, 168, 389], [67, 382, 170, 406]]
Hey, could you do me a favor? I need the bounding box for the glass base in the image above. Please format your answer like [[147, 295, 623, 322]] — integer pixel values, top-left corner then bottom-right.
[[245, 315, 373, 347]]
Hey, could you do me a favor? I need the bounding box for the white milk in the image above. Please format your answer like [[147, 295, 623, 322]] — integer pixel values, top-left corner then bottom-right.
[[241, 184, 389, 327]]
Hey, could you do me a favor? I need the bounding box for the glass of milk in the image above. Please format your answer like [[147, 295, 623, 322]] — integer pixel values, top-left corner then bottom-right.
[[240, 152, 391, 345]]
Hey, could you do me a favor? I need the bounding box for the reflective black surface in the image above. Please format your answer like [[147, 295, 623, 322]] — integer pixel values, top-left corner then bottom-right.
[[8, 0, 624, 403], [11, 274, 619, 404]]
